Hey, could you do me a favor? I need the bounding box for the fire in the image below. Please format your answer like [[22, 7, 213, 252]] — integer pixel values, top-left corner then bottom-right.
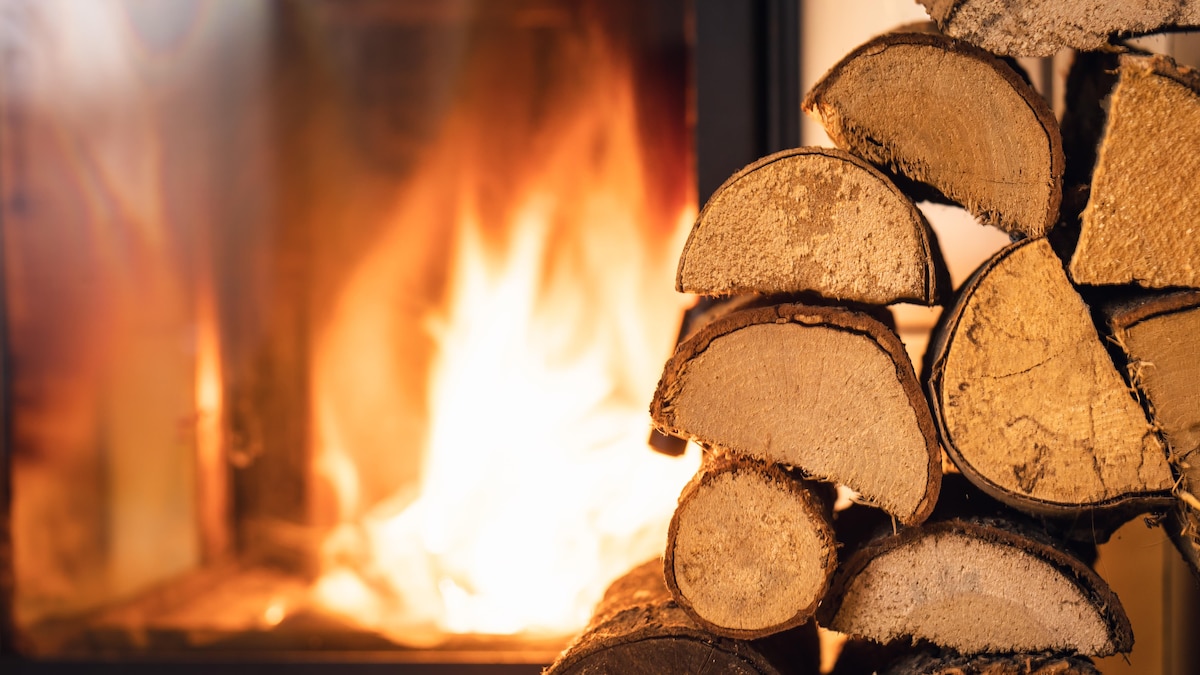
[[310, 29, 698, 646]]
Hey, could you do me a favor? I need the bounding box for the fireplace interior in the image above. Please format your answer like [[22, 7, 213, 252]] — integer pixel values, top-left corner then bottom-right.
[[1, 0, 700, 669]]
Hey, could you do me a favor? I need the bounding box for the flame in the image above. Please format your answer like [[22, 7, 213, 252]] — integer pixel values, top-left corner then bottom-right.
[[310, 30, 698, 645]]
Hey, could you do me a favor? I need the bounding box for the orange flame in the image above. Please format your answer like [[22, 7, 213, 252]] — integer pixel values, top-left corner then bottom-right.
[[310, 32, 697, 645]]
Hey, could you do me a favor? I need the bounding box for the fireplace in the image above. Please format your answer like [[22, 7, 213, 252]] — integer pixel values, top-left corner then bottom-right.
[[0, 0, 719, 669]]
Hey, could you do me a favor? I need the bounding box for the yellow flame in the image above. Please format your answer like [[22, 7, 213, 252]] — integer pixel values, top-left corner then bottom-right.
[[311, 38, 698, 645]]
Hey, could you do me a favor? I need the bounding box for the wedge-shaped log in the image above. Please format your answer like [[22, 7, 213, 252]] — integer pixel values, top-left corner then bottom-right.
[[651, 303, 941, 525], [819, 519, 1133, 657], [1109, 291, 1200, 578], [1070, 54, 1200, 289], [920, 0, 1200, 56], [546, 559, 819, 675], [928, 238, 1174, 514], [664, 455, 837, 639], [803, 31, 1063, 239], [882, 650, 1099, 675], [676, 147, 947, 306]]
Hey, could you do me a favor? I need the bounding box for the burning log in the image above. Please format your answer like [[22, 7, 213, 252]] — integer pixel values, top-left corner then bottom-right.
[[927, 238, 1175, 515], [676, 147, 948, 306], [1107, 291, 1200, 578], [651, 302, 942, 526], [803, 29, 1063, 239], [544, 559, 819, 675], [818, 518, 1133, 657], [663, 454, 837, 639], [918, 0, 1200, 56], [1069, 53, 1200, 290]]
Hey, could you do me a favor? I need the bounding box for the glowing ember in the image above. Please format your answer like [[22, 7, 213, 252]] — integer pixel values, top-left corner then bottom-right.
[[310, 34, 698, 645]]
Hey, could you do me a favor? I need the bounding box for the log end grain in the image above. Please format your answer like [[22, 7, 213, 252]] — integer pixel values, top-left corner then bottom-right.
[[802, 30, 1063, 239], [664, 457, 837, 639], [930, 238, 1174, 514], [677, 147, 946, 306], [651, 303, 942, 526], [1071, 54, 1200, 290], [821, 520, 1133, 657]]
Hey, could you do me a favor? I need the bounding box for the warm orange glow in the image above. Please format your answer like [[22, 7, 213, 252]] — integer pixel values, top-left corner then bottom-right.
[[195, 285, 229, 561], [310, 34, 698, 645]]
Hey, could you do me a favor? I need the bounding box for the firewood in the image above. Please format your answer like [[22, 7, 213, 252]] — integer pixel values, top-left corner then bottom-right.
[[663, 454, 838, 639], [651, 302, 941, 526], [1108, 291, 1200, 578], [803, 30, 1063, 239], [928, 238, 1174, 514], [919, 0, 1200, 56], [881, 650, 1100, 675], [1059, 50, 1122, 221], [818, 519, 1134, 657], [545, 559, 819, 675], [1069, 53, 1200, 289], [676, 147, 948, 306]]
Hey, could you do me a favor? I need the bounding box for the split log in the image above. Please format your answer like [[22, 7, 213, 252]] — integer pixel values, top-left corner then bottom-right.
[[545, 559, 819, 675], [802, 30, 1063, 239], [881, 650, 1100, 675], [919, 0, 1200, 56], [1059, 50, 1122, 221], [1108, 291, 1200, 578], [676, 147, 948, 306], [928, 238, 1174, 514], [651, 302, 941, 526], [1069, 53, 1200, 289], [649, 293, 896, 456], [664, 454, 837, 639], [818, 519, 1134, 657]]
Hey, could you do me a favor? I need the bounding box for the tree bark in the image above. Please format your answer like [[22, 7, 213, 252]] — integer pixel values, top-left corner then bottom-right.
[[545, 559, 819, 675], [920, 0, 1200, 56]]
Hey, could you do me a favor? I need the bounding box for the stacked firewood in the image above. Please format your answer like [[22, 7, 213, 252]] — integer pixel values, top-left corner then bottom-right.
[[547, 3, 1200, 674]]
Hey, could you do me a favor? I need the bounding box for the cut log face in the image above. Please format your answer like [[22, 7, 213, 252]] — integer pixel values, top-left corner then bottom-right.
[[665, 455, 837, 639], [821, 520, 1133, 657], [882, 650, 1100, 675], [546, 559, 817, 675], [803, 31, 1063, 239], [920, 0, 1200, 56], [1070, 54, 1200, 289], [1109, 292, 1200, 577], [676, 147, 947, 306], [929, 238, 1174, 513], [651, 303, 941, 526]]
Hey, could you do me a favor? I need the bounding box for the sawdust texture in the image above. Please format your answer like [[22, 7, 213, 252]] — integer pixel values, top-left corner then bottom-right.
[[934, 239, 1173, 510], [677, 147, 944, 305], [921, 0, 1200, 56], [1071, 55, 1200, 289], [803, 31, 1063, 239], [652, 303, 941, 526]]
